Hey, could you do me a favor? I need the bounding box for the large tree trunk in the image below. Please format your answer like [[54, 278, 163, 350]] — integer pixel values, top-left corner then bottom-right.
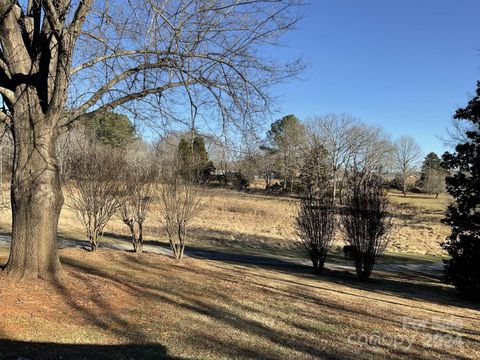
[[4, 101, 64, 280]]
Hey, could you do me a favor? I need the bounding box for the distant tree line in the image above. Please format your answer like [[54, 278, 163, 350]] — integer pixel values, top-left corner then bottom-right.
[[226, 113, 447, 200]]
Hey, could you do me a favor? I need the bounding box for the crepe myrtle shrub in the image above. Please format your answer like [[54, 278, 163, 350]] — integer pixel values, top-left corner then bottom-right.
[[119, 163, 155, 253], [66, 145, 129, 251], [158, 166, 206, 261], [295, 189, 336, 274], [341, 175, 393, 280]]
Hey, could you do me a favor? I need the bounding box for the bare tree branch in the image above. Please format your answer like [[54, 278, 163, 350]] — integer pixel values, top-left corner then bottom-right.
[[68, 0, 94, 41], [0, 86, 14, 104], [41, 0, 65, 37], [0, 3, 32, 74]]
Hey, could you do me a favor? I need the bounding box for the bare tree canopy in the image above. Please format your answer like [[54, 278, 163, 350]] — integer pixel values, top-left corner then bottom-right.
[[1, 0, 303, 128], [0, 0, 304, 278], [393, 135, 423, 196], [306, 114, 393, 202]]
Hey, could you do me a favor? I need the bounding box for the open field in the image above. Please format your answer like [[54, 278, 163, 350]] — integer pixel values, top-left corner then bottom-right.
[[1, 187, 476, 360], [0, 186, 451, 258], [386, 190, 451, 256]]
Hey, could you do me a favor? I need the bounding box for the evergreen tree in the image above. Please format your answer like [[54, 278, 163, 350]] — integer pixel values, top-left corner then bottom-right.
[[442, 81, 480, 299], [266, 114, 306, 191], [420, 152, 446, 197], [420, 152, 443, 178], [177, 133, 214, 183], [86, 112, 136, 147]]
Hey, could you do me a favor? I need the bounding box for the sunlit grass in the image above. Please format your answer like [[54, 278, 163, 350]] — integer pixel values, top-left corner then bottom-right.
[[0, 248, 478, 359]]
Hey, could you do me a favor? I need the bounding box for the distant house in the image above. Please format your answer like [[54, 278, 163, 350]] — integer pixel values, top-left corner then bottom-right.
[[405, 173, 421, 186]]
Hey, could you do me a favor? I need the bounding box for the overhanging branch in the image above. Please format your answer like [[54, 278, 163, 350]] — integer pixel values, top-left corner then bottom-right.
[[64, 79, 197, 129]]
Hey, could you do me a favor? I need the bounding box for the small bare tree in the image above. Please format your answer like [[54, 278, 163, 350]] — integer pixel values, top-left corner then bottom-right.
[[296, 189, 336, 274], [296, 143, 334, 273], [422, 168, 446, 198], [66, 145, 128, 251], [120, 164, 155, 253], [158, 166, 206, 261], [393, 135, 423, 196], [341, 174, 393, 280]]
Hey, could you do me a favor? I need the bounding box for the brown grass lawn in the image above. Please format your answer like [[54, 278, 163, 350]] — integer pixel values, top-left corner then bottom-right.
[[0, 188, 477, 360], [1, 248, 480, 360]]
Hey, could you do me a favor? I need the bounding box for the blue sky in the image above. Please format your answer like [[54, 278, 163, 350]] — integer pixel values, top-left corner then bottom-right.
[[271, 0, 480, 155]]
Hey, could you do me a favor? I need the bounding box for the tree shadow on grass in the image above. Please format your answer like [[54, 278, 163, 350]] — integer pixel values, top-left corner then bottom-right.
[[0, 340, 179, 360], [58, 255, 353, 360], [177, 244, 480, 314], [78, 227, 475, 316], [0, 248, 183, 359], [62, 253, 479, 360], [0, 273, 184, 360]]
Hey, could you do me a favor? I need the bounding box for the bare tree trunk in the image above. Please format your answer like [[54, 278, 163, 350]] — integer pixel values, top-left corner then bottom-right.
[[128, 221, 144, 254], [137, 222, 144, 254], [126, 221, 138, 252], [90, 235, 98, 252], [355, 256, 375, 281], [4, 108, 64, 279], [332, 169, 338, 203]]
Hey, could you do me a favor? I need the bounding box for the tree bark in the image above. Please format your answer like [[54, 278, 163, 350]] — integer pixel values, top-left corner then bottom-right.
[[136, 221, 144, 254], [332, 170, 337, 203], [4, 102, 64, 280]]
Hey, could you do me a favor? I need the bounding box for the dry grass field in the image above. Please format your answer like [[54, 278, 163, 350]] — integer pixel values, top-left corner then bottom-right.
[[0, 187, 478, 359], [57, 187, 451, 257], [386, 189, 451, 256], [0, 186, 451, 258]]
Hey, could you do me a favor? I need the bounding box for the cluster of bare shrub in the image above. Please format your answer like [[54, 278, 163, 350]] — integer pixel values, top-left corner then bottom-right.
[[63, 128, 206, 261], [296, 189, 336, 274], [295, 137, 394, 280]]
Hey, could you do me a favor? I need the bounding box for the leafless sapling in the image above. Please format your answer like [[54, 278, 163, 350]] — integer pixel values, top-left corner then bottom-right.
[[119, 163, 155, 253], [393, 136, 423, 196]]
